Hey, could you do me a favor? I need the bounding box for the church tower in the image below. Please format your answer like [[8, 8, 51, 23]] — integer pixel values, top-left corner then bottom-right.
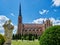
[[44, 19, 52, 29], [17, 4, 22, 35]]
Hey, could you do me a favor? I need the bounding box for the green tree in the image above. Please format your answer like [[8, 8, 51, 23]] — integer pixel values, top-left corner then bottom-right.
[[32, 36, 35, 41], [38, 36, 40, 41], [35, 34, 38, 39], [39, 25, 60, 45], [0, 34, 5, 45], [19, 34, 21, 40], [25, 36, 29, 40], [21, 36, 23, 41], [28, 34, 33, 40], [13, 34, 18, 40], [12, 34, 15, 40]]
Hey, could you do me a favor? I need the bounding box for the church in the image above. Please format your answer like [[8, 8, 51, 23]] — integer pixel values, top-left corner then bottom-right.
[[17, 4, 52, 36]]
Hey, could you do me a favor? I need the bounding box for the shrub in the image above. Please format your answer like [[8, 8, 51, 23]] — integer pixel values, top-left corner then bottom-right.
[[32, 36, 35, 41], [28, 34, 33, 40], [0, 34, 5, 45], [39, 25, 60, 45]]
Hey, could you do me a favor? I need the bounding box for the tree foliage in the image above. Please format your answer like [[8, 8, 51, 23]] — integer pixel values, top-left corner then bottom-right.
[[39, 25, 60, 45], [12, 34, 39, 41], [0, 34, 5, 45]]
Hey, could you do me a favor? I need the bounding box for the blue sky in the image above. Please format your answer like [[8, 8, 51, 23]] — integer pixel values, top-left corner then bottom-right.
[[0, 0, 60, 34]]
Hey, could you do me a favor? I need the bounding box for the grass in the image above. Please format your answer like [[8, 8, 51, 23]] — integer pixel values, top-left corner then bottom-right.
[[12, 40, 40, 45]]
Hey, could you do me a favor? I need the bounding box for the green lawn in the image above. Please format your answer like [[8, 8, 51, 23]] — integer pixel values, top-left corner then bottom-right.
[[12, 40, 40, 45]]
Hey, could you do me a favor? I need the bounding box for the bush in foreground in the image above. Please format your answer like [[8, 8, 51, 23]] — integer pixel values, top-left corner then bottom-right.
[[39, 25, 60, 45], [0, 34, 5, 45]]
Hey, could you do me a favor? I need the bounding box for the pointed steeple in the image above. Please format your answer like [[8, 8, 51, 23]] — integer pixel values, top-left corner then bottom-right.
[[19, 3, 22, 16]]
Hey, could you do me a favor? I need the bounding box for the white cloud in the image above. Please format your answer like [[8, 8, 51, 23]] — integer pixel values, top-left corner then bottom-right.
[[13, 25, 17, 34], [0, 15, 17, 35], [52, 0, 60, 7], [0, 15, 9, 26], [32, 17, 60, 25], [0, 15, 9, 35], [49, 17, 60, 25], [39, 9, 49, 15], [32, 18, 47, 24], [0, 26, 4, 35], [10, 13, 15, 17]]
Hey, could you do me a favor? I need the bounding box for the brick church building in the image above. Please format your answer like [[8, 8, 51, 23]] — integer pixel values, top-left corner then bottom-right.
[[17, 4, 52, 36]]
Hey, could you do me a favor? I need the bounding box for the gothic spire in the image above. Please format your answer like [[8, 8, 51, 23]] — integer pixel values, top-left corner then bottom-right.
[[19, 3, 22, 16]]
